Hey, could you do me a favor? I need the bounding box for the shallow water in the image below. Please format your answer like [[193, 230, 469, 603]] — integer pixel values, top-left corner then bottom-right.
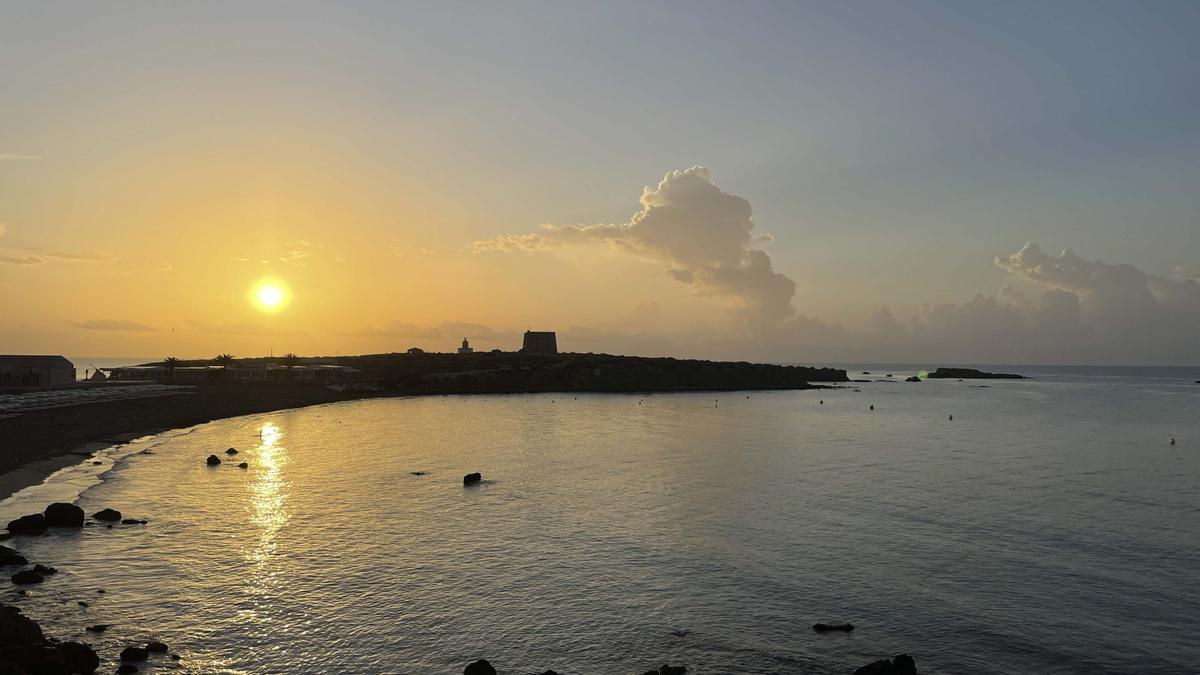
[[3, 367, 1199, 674]]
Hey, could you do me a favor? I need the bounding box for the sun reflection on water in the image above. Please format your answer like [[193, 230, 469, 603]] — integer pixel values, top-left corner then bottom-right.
[[249, 421, 290, 570]]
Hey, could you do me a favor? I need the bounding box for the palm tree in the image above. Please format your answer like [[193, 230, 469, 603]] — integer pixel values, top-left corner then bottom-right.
[[214, 353, 235, 367], [281, 352, 300, 379], [163, 356, 181, 382]]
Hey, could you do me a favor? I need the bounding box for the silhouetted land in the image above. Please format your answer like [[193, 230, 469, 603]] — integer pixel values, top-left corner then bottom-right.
[[1, 353, 846, 498], [925, 367, 1024, 379]]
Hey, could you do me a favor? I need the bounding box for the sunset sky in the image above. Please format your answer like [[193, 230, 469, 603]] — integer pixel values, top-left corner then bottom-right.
[[3, 2, 1198, 364]]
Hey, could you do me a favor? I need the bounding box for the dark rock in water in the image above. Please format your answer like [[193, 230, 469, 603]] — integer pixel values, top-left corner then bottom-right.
[[206, 455, 222, 466], [409, 471, 428, 476], [92, 461, 102, 465], [117, 665, 139, 674], [463, 659, 496, 675], [238, 462, 249, 469], [120, 645, 149, 661], [538, 671, 560, 675], [854, 653, 917, 675], [0, 547, 28, 566], [32, 564, 56, 576], [145, 641, 168, 653], [225, 448, 238, 455], [45, 504, 86, 526], [93, 508, 122, 522], [85, 624, 109, 632], [120, 518, 144, 525], [905, 376, 921, 382], [463, 472, 483, 486], [7, 514, 47, 535], [813, 622, 855, 632], [0, 545, 18, 556], [57, 640, 100, 674], [11, 569, 44, 585], [926, 367, 1023, 379], [658, 665, 687, 675], [669, 629, 690, 637], [77, 601, 88, 607], [170, 654, 181, 660]]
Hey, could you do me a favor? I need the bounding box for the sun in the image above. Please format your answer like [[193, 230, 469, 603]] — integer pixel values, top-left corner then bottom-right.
[[250, 279, 290, 313]]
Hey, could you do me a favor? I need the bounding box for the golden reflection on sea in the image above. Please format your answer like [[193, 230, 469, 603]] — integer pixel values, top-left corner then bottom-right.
[[248, 421, 290, 573]]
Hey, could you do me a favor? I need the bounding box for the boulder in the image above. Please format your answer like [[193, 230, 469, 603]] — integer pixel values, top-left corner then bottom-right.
[[120, 645, 149, 661], [225, 448, 238, 455], [463, 472, 483, 486], [854, 654, 917, 675], [85, 624, 109, 633], [659, 666, 687, 675], [7, 514, 47, 535], [44, 503, 85, 528], [11, 569, 44, 585], [0, 554, 27, 566], [905, 376, 921, 382], [92, 508, 122, 522], [238, 462, 249, 469], [409, 471, 428, 476], [206, 455, 222, 466], [32, 564, 56, 576], [117, 665, 139, 674], [57, 641, 100, 674], [145, 641, 169, 653], [464, 659, 496, 675], [813, 622, 854, 632]]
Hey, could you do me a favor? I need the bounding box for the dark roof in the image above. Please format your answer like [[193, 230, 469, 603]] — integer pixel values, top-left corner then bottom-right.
[[0, 355, 76, 368]]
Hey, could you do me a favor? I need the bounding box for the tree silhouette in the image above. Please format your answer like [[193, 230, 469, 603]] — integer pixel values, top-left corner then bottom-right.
[[281, 353, 301, 379], [163, 356, 181, 382], [214, 353, 235, 367]]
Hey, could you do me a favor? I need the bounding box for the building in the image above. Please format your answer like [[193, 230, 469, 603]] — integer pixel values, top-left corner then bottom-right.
[[0, 355, 77, 389], [521, 330, 557, 354], [457, 338, 474, 354]]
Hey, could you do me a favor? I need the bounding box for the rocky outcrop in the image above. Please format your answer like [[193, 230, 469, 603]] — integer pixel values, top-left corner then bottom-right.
[[6, 514, 47, 536], [904, 376, 921, 382], [0, 602, 99, 674], [92, 508, 122, 522], [0, 545, 28, 567], [119, 645, 149, 661], [43, 503, 84, 528], [813, 622, 855, 632], [463, 472, 483, 486], [642, 666, 687, 675], [225, 448, 239, 455], [145, 641, 169, 653], [237, 462, 249, 469], [463, 659, 496, 675], [11, 569, 44, 585], [206, 455, 222, 466], [926, 368, 1023, 379], [854, 653, 917, 675]]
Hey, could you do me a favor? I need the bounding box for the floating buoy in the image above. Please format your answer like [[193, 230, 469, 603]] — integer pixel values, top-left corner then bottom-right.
[[870, 405, 874, 411], [949, 414, 954, 421], [1170, 437, 1176, 445]]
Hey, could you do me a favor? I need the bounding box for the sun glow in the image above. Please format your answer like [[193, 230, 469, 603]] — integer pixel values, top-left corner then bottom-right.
[[251, 280, 290, 313]]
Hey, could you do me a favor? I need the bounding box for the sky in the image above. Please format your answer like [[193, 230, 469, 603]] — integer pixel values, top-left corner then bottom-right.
[[2, 1, 1198, 365]]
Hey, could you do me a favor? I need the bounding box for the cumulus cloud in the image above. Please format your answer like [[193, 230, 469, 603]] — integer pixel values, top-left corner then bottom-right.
[[70, 319, 155, 332], [475, 166, 796, 328]]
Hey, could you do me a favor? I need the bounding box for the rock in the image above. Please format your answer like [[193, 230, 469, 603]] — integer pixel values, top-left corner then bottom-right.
[[0, 546, 28, 566], [669, 629, 690, 637], [659, 665, 687, 675], [43, 503, 85, 528], [813, 622, 854, 632], [120, 645, 149, 661], [225, 448, 238, 455], [854, 653, 917, 675], [32, 564, 56, 576], [57, 641, 100, 674], [464, 659, 496, 675], [926, 367, 1023, 379], [170, 654, 181, 660], [77, 601, 88, 607], [145, 641, 168, 653], [92, 508, 122, 522], [11, 570, 44, 585], [117, 665, 139, 674], [238, 462, 249, 469], [206, 455, 222, 466], [905, 376, 921, 382], [409, 471, 428, 476], [463, 472, 483, 486], [92, 461, 102, 465], [7, 514, 47, 535], [85, 624, 109, 632]]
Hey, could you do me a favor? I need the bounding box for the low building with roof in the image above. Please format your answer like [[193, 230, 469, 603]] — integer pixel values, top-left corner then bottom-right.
[[0, 355, 77, 389]]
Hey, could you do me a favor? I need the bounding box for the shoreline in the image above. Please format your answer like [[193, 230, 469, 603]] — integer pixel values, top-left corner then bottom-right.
[[0, 381, 841, 503]]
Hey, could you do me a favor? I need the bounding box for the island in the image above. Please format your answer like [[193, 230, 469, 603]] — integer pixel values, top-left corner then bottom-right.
[[925, 367, 1024, 379]]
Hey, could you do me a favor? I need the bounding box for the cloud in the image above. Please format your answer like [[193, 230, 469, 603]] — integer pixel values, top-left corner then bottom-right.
[[475, 166, 797, 328], [0, 255, 44, 265], [70, 319, 155, 332], [280, 240, 311, 265], [45, 251, 117, 263]]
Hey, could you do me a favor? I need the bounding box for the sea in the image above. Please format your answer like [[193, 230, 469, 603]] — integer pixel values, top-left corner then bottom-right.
[[2, 365, 1198, 674]]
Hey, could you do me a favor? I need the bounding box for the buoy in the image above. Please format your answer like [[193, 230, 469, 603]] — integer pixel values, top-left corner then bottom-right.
[[819, 400, 824, 405], [870, 405, 874, 411], [1170, 437, 1176, 445], [949, 414, 953, 421]]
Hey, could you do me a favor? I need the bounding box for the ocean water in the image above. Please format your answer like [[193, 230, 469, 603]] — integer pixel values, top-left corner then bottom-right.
[[2, 366, 1199, 674]]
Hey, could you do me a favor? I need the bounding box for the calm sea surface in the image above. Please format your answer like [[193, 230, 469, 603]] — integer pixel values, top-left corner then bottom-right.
[[3, 366, 1199, 674]]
